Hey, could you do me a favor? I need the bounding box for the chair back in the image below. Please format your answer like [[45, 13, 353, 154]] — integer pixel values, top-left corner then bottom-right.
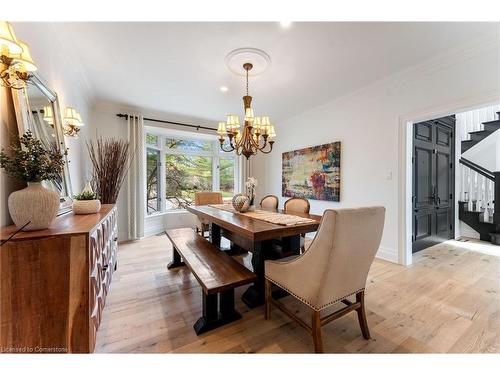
[[311, 207, 385, 308], [273, 207, 385, 309], [284, 197, 310, 214], [194, 192, 223, 206], [260, 195, 279, 210]]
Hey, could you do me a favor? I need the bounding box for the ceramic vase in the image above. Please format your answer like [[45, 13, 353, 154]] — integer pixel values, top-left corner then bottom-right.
[[73, 199, 101, 215], [8, 182, 60, 231], [232, 193, 250, 212]]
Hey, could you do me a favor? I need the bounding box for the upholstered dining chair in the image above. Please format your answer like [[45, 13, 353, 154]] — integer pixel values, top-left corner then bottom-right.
[[194, 192, 223, 237], [260, 195, 279, 210], [284, 197, 310, 252], [284, 197, 310, 214], [264, 206, 385, 353]]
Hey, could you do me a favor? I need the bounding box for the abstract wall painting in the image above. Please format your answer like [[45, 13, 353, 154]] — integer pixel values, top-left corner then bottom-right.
[[282, 142, 341, 202]]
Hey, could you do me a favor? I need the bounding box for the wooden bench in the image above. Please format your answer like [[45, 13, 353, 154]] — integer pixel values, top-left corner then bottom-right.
[[165, 228, 257, 335]]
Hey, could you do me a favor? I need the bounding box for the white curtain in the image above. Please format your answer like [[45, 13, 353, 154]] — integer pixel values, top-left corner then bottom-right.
[[127, 114, 145, 240]]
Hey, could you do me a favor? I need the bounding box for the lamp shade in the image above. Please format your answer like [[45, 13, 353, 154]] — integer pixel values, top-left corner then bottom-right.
[[268, 125, 276, 139], [75, 112, 84, 126], [42, 106, 53, 122], [0, 22, 22, 55], [12, 41, 37, 72], [226, 114, 240, 131], [64, 107, 83, 127], [253, 116, 261, 133], [217, 121, 226, 135], [244, 107, 254, 123]]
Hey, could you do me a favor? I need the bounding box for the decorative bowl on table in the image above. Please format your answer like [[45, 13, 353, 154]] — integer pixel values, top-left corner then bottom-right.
[[232, 193, 250, 213]]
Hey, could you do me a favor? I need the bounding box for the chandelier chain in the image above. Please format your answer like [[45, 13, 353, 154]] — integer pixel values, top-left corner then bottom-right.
[[246, 67, 249, 96]]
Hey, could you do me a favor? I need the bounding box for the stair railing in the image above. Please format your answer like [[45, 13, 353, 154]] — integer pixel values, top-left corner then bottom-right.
[[459, 157, 494, 181]]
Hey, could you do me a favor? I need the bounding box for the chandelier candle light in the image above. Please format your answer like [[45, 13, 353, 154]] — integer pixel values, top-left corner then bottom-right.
[[217, 63, 276, 159]]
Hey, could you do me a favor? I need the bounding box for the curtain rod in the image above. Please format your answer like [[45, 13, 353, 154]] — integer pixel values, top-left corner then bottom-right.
[[116, 113, 217, 132]]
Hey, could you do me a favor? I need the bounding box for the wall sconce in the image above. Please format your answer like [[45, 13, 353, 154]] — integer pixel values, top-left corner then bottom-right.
[[42, 105, 54, 126], [63, 107, 84, 137], [0, 21, 37, 89]]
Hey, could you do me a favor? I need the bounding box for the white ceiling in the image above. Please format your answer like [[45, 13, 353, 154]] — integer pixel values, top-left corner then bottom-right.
[[13, 22, 500, 124]]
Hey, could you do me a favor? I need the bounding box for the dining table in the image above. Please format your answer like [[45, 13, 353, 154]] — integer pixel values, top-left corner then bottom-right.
[[184, 204, 322, 308]]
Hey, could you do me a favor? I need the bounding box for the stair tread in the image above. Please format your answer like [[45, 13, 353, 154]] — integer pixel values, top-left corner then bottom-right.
[[482, 119, 500, 126], [468, 129, 490, 134]]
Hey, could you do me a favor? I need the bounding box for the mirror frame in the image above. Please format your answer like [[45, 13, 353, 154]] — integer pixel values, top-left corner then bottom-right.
[[11, 72, 73, 214]]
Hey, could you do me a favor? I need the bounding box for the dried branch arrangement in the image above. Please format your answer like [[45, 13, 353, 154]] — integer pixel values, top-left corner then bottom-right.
[[87, 137, 133, 204]]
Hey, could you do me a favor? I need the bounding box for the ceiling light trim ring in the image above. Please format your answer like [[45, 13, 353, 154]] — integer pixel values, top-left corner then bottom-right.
[[224, 47, 271, 77]]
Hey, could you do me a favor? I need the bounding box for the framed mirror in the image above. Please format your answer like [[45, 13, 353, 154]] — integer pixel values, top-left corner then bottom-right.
[[11, 73, 73, 214]]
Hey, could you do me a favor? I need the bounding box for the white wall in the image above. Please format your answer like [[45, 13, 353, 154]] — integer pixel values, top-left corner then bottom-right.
[[253, 33, 500, 264]]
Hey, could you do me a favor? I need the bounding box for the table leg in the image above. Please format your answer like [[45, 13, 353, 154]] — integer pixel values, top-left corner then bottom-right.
[[281, 235, 301, 257], [242, 240, 272, 308], [210, 223, 221, 248]]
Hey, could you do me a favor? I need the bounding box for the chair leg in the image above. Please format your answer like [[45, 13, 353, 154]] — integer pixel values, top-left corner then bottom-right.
[[356, 290, 371, 339], [311, 310, 323, 353], [265, 279, 272, 320]]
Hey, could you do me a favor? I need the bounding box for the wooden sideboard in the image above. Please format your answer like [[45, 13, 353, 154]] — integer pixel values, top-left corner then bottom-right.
[[0, 204, 117, 353]]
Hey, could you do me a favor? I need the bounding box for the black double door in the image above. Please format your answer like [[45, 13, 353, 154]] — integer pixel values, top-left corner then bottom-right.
[[412, 116, 455, 253]]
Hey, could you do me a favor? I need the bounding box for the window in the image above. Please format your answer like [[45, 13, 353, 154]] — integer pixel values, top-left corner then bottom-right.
[[146, 148, 161, 214], [145, 131, 239, 214]]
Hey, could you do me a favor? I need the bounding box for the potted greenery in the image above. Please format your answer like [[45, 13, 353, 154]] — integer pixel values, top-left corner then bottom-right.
[[0, 131, 65, 231], [72, 190, 101, 215]]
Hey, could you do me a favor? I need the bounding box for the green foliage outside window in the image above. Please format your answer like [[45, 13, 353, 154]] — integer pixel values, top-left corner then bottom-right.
[[165, 154, 212, 209]]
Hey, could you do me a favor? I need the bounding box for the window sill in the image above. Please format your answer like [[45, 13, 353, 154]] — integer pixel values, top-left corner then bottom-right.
[[146, 209, 189, 219]]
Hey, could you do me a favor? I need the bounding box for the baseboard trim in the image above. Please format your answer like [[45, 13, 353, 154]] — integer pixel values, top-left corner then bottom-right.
[[144, 223, 165, 238], [376, 246, 399, 264]]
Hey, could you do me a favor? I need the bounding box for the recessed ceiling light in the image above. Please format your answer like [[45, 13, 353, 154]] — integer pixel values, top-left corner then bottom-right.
[[280, 21, 292, 28], [220, 86, 228, 92]]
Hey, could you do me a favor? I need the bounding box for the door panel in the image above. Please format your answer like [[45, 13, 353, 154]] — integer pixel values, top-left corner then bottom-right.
[[414, 147, 433, 209], [436, 151, 450, 206], [415, 211, 432, 241], [412, 116, 455, 253]]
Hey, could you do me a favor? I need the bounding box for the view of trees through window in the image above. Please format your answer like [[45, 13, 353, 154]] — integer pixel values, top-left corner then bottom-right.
[[146, 133, 237, 213], [146, 148, 160, 214], [165, 155, 212, 209], [219, 157, 235, 199]]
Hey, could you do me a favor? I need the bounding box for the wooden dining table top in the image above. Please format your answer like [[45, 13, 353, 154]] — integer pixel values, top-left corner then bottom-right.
[[187, 205, 322, 242]]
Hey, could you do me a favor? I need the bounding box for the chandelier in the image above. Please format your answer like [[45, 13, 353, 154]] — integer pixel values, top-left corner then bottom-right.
[[217, 62, 276, 159]]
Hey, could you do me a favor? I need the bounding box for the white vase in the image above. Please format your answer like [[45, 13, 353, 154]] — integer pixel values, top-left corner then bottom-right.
[[73, 199, 101, 215], [8, 182, 60, 231]]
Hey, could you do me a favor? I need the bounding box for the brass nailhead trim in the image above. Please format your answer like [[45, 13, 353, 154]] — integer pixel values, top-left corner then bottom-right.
[[265, 275, 364, 312]]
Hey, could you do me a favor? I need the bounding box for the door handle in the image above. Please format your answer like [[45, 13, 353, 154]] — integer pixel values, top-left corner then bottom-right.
[[429, 187, 436, 203]]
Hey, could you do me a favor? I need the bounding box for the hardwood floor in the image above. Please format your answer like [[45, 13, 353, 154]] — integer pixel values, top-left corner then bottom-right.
[[95, 235, 500, 353]]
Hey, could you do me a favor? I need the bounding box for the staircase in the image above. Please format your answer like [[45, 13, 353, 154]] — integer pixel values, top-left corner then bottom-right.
[[461, 115, 500, 153], [458, 112, 500, 245]]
